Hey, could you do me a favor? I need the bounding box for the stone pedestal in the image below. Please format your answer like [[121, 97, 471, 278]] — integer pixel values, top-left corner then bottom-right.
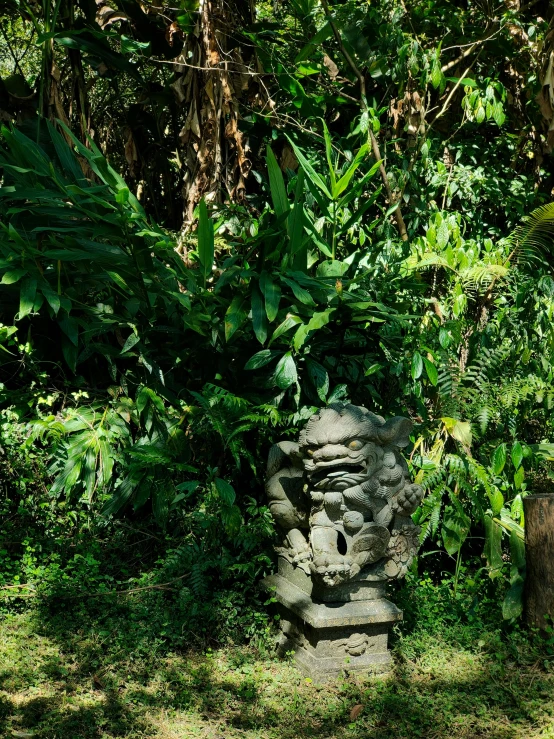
[[263, 403, 420, 682], [262, 558, 402, 682]]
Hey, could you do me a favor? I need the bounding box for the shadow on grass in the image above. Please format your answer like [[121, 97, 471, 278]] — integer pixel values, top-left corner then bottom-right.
[[0, 593, 551, 739]]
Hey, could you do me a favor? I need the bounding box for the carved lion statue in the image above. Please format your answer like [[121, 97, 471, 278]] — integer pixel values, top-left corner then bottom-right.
[[266, 403, 423, 587]]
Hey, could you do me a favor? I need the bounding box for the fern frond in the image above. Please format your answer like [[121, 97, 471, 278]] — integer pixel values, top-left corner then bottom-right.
[[506, 201, 554, 265]]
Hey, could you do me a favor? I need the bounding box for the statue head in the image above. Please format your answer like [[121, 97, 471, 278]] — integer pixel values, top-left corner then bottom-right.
[[298, 403, 412, 491]]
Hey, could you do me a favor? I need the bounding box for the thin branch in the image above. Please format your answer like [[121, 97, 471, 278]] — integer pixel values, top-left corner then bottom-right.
[[152, 58, 265, 75], [440, 29, 500, 72], [431, 63, 474, 126]]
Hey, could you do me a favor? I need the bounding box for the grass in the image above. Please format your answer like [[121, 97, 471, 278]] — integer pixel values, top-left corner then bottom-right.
[[1, 597, 554, 739]]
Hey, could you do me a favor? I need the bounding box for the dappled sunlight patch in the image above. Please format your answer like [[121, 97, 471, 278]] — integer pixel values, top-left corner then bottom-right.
[[1, 613, 554, 738]]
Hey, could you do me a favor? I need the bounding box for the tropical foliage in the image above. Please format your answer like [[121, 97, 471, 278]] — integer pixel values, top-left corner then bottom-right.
[[1, 0, 554, 632]]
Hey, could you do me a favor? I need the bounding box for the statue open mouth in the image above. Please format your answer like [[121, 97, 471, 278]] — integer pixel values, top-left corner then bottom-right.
[[309, 462, 366, 490]]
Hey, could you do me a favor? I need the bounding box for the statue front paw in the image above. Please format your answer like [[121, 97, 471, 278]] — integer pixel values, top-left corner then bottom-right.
[[292, 547, 312, 564], [393, 484, 424, 515], [310, 554, 353, 584]]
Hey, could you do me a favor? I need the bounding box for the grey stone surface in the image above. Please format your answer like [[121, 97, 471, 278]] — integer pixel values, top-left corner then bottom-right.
[[262, 574, 401, 628], [264, 403, 421, 681], [277, 556, 386, 602]]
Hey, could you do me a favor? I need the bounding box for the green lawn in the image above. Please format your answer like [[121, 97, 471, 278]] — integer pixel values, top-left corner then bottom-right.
[[1, 607, 553, 739]]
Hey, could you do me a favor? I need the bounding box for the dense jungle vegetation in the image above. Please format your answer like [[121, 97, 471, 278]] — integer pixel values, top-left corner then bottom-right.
[[2, 0, 554, 736]]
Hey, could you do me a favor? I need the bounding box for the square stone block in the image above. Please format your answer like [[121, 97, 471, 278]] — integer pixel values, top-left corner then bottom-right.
[[262, 573, 402, 682]]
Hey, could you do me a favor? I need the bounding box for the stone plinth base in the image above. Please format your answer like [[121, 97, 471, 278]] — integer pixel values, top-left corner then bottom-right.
[[262, 573, 402, 682]]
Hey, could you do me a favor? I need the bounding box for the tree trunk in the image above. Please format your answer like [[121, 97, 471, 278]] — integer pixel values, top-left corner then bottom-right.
[[524, 493, 554, 630], [174, 0, 257, 224]]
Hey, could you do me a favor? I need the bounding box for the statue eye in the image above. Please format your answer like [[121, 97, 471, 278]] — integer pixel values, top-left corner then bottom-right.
[[348, 439, 364, 451]]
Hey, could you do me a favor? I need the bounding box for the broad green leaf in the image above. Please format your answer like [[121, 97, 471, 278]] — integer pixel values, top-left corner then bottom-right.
[[273, 351, 298, 390], [2, 269, 27, 284], [293, 324, 310, 352], [306, 358, 329, 402], [136, 387, 165, 414], [510, 529, 526, 570], [316, 260, 348, 277], [102, 475, 141, 516], [293, 309, 334, 350], [411, 351, 423, 380], [266, 145, 290, 223], [442, 505, 470, 555], [251, 282, 268, 344], [106, 270, 131, 291], [136, 387, 150, 415], [285, 135, 332, 198], [175, 480, 200, 496], [116, 186, 129, 204], [511, 441, 523, 470], [120, 333, 140, 354], [333, 143, 369, 198], [328, 384, 348, 403], [269, 314, 302, 345], [47, 119, 84, 181], [152, 485, 170, 527], [303, 174, 331, 218], [58, 316, 79, 346], [198, 199, 214, 282], [483, 514, 503, 575], [61, 334, 77, 372], [19, 277, 37, 318], [43, 30, 143, 81], [442, 417, 472, 447], [529, 443, 554, 461], [289, 170, 307, 270], [306, 309, 335, 330], [280, 276, 316, 305], [244, 349, 283, 370], [423, 357, 438, 386], [431, 61, 442, 89], [492, 444, 507, 475], [513, 465, 524, 490], [260, 271, 281, 322], [451, 421, 472, 447], [83, 446, 97, 503], [436, 220, 449, 248], [488, 488, 504, 516], [215, 478, 236, 506], [224, 295, 247, 341], [41, 285, 61, 315], [120, 35, 151, 54], [304, 219, 333, 258], [337, 163, 381, 208], [322, 121, 337, 194], [364, 363, 382, 377], [502, 577, 524, 619]]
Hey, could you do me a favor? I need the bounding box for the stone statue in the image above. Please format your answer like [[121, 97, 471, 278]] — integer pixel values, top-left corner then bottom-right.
[[262, 403, 423, 681]]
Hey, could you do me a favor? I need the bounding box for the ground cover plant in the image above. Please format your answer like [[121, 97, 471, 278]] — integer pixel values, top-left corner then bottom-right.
[[1, 570, 554, 738], [2, 0, 554, 736]]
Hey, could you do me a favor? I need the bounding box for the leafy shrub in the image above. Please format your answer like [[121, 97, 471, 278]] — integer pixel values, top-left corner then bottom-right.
[[1, 115, 554, 631]]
